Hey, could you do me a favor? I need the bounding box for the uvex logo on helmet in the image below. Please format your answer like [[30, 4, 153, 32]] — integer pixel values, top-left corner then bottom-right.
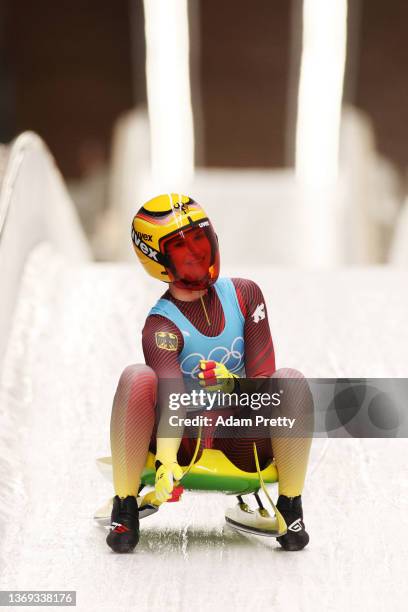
[[135, 231, 153, 242], [131, 228, 161, 262]]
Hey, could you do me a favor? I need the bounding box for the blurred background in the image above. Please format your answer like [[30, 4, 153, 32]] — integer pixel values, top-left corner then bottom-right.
[[1, 0, 408, 266]]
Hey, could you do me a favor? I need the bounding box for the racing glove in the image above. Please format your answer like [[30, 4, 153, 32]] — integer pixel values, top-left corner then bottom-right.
[[154, 460, 184, 502], [198, 360, 239, 394]]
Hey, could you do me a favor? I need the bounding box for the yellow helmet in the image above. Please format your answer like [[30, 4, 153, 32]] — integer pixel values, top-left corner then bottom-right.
[[131, 194, 220, 289]]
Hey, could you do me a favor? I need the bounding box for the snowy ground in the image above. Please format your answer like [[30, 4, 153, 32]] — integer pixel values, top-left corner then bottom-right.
[[0, 245, 407, 611]]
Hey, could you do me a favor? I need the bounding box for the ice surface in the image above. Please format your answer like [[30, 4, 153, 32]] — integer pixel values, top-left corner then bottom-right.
[[0, 244, 407, 611]]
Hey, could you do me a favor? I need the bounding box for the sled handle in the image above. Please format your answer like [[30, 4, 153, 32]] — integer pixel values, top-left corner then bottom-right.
[[177, 426, 202, 482], [253, 443, 287, 535]]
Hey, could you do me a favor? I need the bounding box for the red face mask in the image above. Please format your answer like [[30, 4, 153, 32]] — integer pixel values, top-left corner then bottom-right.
[[162, 224, 220, 290]]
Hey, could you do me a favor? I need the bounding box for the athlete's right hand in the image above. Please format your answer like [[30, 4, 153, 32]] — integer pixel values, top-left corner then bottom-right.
[[154, 460, 184, 502]]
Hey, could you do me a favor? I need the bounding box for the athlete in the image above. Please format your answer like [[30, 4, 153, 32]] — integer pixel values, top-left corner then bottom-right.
[[106, 194, 313, 553]]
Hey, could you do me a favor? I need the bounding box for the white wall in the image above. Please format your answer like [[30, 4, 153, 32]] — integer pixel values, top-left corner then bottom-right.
[[0, 132, 91, 369], [107, 108, 402, 267]]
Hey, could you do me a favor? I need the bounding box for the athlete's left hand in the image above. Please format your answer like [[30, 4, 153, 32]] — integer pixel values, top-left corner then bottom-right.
[[198, 360, 239, 393]]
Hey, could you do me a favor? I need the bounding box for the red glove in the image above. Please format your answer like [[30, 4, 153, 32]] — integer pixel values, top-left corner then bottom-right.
[[198, 360, 239, 393]]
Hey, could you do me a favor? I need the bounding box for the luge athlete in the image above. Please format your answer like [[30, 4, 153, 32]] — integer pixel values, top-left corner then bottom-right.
[[106, 194, 313, 553]]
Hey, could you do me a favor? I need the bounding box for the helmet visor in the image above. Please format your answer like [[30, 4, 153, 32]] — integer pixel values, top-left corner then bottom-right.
[[161, 222, 220, 290]]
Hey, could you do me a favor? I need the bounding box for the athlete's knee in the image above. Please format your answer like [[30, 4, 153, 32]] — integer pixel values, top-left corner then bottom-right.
[[272, 368, 313, 418], [119, 364, 158, 387], [273, 367, 305, 379], [116, 364, 158, 407]]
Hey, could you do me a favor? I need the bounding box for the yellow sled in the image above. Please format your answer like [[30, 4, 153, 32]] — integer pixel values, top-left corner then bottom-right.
[[96, 442, 286, 537]]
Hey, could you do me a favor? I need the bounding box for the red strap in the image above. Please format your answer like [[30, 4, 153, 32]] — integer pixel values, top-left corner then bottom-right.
[[200, 368, 217, 380], [200, 360, 217, 370], [168, 486, 184, 502]]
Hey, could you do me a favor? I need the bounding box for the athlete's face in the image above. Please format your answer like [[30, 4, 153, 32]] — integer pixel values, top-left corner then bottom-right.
[[166, 227, 212, 282]]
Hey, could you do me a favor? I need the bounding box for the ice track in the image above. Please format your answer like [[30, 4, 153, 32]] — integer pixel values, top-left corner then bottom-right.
[[0, 245, 408, 612]]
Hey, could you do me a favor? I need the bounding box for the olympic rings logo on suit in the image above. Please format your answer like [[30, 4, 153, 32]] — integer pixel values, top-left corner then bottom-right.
[[180, 336, 245, 378]]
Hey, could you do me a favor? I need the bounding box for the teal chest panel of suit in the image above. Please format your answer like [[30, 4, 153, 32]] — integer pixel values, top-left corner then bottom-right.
[[149, 278, 246, 379]]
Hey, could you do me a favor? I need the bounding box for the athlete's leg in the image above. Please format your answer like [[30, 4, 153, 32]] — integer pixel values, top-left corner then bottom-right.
[[211, 370, 313, 489], [271, 368, 314, 497], [110, 364, 157, 497]]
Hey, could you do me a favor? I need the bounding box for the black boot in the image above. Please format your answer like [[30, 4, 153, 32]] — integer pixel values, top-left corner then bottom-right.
[[276, 495, 309, 551], [106, 495, 139, 553]]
